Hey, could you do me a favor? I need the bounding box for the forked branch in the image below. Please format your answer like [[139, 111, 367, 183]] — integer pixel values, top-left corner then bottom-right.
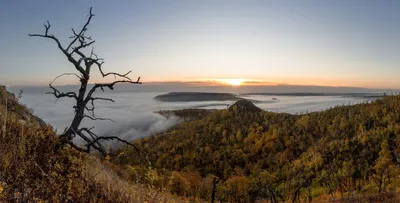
[[46, 84, 77, 99]]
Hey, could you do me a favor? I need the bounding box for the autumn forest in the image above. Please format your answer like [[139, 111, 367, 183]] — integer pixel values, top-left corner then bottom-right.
[[115, 97, 400, 202]]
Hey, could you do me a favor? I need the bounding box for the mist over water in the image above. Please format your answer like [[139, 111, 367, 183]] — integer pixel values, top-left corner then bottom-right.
[[8, 84, 379, 143]]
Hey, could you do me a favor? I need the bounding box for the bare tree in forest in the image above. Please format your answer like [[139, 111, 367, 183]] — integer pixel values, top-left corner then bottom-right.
[[29, 7, 141, 156]]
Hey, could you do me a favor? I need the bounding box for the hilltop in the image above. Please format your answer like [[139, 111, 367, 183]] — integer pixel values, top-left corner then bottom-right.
[[228, 99, 262, 113]]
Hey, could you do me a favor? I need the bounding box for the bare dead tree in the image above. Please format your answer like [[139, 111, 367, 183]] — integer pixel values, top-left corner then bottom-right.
[[29, 7, 141, 156]]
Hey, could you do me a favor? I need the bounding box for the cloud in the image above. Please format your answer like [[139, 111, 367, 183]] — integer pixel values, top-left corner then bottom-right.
[[96, 114, 180, 146], [14, 89, 182, 147]]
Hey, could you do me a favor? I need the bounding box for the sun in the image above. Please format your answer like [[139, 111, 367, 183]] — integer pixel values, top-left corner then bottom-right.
[[218, 79, 244, 86]]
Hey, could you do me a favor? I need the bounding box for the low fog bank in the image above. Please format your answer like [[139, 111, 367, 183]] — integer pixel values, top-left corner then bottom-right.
[[69, 113, 181, 146], [12, 90, 213, 146], [7, 85, 379, 147], [96, 114, 180, 145]]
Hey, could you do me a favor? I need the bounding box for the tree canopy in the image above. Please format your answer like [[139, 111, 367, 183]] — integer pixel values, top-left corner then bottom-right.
[[117, 96, 400, 202]]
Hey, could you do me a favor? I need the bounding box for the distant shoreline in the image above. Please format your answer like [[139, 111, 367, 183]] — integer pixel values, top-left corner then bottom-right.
[[241, 92, 383, 99], [154, 91, 383, 102], [154, 92, 245, 102]]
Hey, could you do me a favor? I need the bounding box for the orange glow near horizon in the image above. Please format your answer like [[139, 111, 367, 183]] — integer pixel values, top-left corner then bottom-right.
[[84, 76, 400, 89], [217, 79, 245, 86], [138, 77, 363, 87]]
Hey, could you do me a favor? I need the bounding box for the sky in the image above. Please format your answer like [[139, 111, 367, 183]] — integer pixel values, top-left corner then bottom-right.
[[0, 0, 399, 88]]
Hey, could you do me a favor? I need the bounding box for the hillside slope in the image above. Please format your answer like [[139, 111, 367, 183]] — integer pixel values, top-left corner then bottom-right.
[[0, 87, 181, 202], [119, 97, 400, 202]]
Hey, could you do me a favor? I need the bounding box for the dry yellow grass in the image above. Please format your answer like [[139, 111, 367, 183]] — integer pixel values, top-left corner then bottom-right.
[[82, 155, 184, 203], [0, 88, 185, 202]]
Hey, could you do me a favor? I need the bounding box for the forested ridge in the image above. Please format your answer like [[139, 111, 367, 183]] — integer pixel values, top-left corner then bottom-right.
[[117, 97, 400, 202]]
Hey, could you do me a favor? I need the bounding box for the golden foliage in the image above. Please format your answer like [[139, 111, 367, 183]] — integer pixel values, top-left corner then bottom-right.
[[119, 96, 400, 202]]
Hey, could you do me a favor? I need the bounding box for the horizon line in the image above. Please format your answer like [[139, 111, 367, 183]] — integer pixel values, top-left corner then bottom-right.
[[4, 81, 399, 91]]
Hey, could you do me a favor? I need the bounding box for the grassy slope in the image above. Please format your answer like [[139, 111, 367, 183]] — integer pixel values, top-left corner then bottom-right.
[[0, 87, 181, 202]]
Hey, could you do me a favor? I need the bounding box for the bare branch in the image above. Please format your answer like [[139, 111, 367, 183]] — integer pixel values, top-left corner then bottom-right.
[[74, 49, 86, 60], [44, 20, 50, 35], [46, 84, 77, 100], [90, 47, 96, 58], [80, 127, 97, 139], [85, 98, 96, 117], [75, 128, 107, 155], [98, 78, 141, 91], [66, 7, 94, 51], [29, 22, 87, 76], [50, 73, 82, 85], [89, 97, 115, 103], [28, 33, 67, 55], [71, 40, 96, 55], [86, 136, 141, 156], [85, 106, 95, 117], [94, 60, 132, 80], [85, 79, 141, 103], [84, 114, 115, 122]]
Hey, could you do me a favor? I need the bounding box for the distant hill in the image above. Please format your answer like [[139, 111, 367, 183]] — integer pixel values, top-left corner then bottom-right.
[[154, 92, 244, 102], [155, 100, 261, 121], [228, 99, 262, 113], [241, 92, 383, 98]]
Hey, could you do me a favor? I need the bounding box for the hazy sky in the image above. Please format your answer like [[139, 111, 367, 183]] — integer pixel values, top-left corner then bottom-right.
[[0, 0, 399, 88]]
